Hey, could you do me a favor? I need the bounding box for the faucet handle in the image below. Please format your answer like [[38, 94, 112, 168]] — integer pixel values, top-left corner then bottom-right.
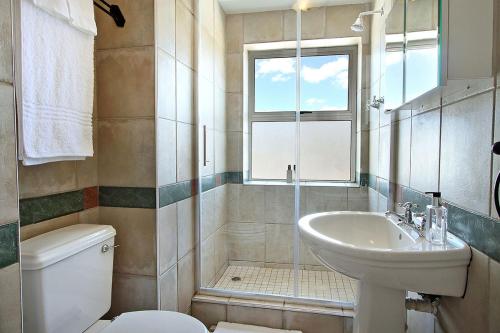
[[397, 202, 418, 210]]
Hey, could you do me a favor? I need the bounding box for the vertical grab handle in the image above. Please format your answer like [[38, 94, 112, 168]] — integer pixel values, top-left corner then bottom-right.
[[492, 142, 500, 216], [203, 125, 209, 167]]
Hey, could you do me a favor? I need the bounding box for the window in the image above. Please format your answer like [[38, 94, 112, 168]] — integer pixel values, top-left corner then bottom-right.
[[248, 46, 357, 182]]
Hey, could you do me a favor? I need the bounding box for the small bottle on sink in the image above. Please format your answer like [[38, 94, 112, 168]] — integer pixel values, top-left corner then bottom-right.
[[425, 192, 448, 245]]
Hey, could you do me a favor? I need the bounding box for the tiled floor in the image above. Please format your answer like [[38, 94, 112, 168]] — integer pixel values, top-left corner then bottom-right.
[[213, 265, 358, 303]]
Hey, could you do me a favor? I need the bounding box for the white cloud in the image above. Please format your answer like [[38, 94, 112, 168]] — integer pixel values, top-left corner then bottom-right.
[[271, 73, 291, 82], [302, 57, 349, 89], [256, 58, 295, 78], [305, 98, 326, 105], [320, 104, 345, 111]]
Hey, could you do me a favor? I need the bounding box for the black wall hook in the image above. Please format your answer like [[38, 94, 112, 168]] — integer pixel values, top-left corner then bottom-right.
[[93, 0, 126, 27]]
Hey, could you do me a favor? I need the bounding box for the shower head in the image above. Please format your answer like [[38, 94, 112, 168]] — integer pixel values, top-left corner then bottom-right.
[[351, 17, 364, 32], [351, 7, 384, 32]]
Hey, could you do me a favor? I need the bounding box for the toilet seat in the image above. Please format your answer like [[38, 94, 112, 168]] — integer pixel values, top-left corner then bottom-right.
[[100, 311, 208, 333]]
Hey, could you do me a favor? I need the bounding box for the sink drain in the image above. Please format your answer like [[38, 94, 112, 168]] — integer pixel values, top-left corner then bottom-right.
[[231, 276, 241, 282]]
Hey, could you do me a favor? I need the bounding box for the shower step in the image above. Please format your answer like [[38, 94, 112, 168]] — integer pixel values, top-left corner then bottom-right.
[[192, 294, 354, 333]]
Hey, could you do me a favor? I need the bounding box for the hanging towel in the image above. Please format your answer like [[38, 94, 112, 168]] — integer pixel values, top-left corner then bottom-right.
[[32, 0, 70, 21], [18, 0, 95, 165], [68, 0, 98, 35]]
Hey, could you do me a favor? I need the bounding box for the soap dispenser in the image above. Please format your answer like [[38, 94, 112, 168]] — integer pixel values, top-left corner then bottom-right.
[[286, 165, 293, 183], [425, 192, 448, 245]]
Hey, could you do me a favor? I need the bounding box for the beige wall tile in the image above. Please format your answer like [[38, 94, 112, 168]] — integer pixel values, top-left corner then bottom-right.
[[227, 305, 283, 329], [215, 130, 227, 174], [369, 129, 379, 177], [95, 0, 154, 50], [215, 87, 226, 131], [201, 235, 216, 286], [490, 258, 500, 333], [176, 61, 195, 124], [410, 109, 440, 192], [160, 264, 178, 311], [177, 197, 197, 259], [202, 189, 216, 240], [98, 119, 156, 187], [284, 7, 326, 40], [18, 161, 77, 199], [347, 187, 369, 212], [198, 0, 215, 34], [156, 0, 176, 56], [227, 222, 265, 262], [0, 84, 18, 224], [265, 224, 293, 264], [214, 1, 225, 47], [378, 125, 390, 180], [214, 185, 227, 230], [226, 14, 243, 54], [440, 92, 493, 214], [0, 263, 22, 333], [78, 207, 100, 225], [264, 186, 294, 224], [301, 187, 348, 215], [439, 248, 490, 333], [159, 204, 178, 275], [325, 4, 370, 41], [214, 42, 226, 90], [395, 118, 411, 186], [158, 118, 177, 186], [214, 225, 228, 273], [0, 0, 13, 83], [227, 131, 242, 172], [199, 75, 215, 128], [157, 49, 176, 121], [96, 47, 155, 119], [178, 250, 196, 314], [176, 122, 195, 182], [100, 207, 156, 276], [176, 0, 195, 69], [20, 213, 79, 241], [243, 11, 283, 44], [283, 311, 344, 333], [108, 273, 157, 317], [192, 300, 227, 328], [226, 92, 242, 132], [226, 53, 243, 93]]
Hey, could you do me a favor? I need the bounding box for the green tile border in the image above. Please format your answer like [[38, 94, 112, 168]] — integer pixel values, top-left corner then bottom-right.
[[20, 190, 84, 227], [99, 187, 156, 209], [159, 180, 194, 207], [0, 222, 19, 269]]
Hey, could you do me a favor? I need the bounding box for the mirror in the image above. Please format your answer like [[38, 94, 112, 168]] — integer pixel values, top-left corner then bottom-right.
[[405, 0, 440, 102], [383, 0, 405, 110], [383, 0, 441, 111]]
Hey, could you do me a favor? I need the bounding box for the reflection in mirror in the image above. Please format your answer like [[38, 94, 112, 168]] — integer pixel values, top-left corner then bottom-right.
[[405, 0, 439, 101], [384, 0, 405, 110]]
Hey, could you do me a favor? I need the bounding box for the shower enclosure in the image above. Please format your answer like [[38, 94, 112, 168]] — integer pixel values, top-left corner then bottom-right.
[[194, 0, 367, 307]]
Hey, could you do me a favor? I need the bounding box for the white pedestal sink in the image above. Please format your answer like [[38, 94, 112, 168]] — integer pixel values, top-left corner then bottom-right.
[[298, 212, 471, 333]]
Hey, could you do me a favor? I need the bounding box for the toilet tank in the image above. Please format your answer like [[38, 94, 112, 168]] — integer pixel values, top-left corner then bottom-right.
[[21, 224, 116, 333]]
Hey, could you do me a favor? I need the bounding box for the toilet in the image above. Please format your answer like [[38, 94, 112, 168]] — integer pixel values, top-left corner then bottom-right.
[[21, 224, 207, 333]]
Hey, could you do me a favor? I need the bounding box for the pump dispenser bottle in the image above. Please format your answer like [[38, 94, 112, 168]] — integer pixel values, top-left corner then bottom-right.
[[286, 165, 293, 183], [425, 192, 448, 245]]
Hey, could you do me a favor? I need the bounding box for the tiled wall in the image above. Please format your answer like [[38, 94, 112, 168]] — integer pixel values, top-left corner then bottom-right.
[[156, 0, 229, 312], [0, 0, 22, 332], [223, 5, 372, 269], [368, 0, 500, 332]]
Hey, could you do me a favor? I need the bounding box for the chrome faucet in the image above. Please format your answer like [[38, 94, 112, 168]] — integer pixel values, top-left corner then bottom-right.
[[386, 202, 427, 238]]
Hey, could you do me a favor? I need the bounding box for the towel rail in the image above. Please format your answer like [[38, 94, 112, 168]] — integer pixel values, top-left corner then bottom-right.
[[93, 0, 125, 27]]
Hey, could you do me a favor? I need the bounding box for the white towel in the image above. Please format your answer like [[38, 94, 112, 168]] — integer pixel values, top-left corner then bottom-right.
[[18, 0, 94, 165], [32, 0, 70, 21], [214, 322, 302, 333], [68, 0, 98, 35]]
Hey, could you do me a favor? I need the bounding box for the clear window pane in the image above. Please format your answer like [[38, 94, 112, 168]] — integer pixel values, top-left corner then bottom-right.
[[254, 57, 297, 112], [301, 55, 349, 111], [254, 54, 350, 113], [251, 121, 351, 181]]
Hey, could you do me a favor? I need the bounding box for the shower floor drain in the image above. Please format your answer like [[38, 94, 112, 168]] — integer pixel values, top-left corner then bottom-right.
[[231, 276, 241, 282]]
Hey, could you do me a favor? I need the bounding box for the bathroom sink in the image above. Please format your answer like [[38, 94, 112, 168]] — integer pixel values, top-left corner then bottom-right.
[[299, 211, 471, 333]]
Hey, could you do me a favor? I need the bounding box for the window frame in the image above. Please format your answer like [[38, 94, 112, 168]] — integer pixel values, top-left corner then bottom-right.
[[248, 45, 358, 183]]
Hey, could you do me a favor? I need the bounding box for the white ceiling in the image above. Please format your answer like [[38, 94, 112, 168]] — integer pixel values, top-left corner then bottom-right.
[[219, 0, 372, 14]]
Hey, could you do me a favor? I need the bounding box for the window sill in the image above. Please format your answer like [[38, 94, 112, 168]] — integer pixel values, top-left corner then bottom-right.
[[242, 180, 363, 188]]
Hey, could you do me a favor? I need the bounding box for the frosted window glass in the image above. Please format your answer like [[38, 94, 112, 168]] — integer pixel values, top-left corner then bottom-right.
[[251, 121, 351, 181]]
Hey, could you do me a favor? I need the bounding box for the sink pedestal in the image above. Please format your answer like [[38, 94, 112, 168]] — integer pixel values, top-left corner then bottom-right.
[[354, 281, 406, 333]]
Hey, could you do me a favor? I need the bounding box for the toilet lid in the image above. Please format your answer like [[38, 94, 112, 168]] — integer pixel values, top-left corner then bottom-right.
[[101, 311, 207, 333]]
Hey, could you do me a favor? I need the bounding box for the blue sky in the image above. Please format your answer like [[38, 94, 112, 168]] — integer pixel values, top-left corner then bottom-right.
[[254, 55, 349, 112]]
